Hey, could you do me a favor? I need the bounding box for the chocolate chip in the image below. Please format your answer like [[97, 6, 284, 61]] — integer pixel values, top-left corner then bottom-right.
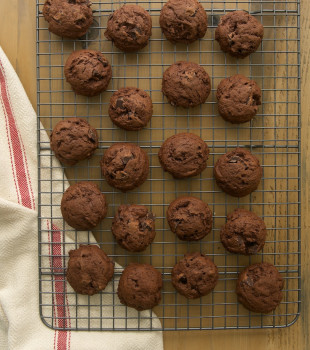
[[116, 98, 124, 109], [129, 31, 137, 40], [75, 18, 85, 26], [179, 276, 187, 284]]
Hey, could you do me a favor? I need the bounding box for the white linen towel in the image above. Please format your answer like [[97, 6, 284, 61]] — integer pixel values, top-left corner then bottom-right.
[[0, 46, 163, 350]]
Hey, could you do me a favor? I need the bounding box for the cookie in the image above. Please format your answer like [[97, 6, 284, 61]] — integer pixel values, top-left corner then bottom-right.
[[171, 252, 218, 298], [42, 0, 93, 39], [66, 245, 114, 296], [167, 196, 212, 241], [105, 4, 152, 52], [236, 262, 284, 313], [112, 204, 156, 252], [215, 10, 264, 59], [220, 209, 267, 255], [217, 74, 262, 124], [61, 182, 107, 230], [109, 87, 153, 131], [50, 117, 98, 166], [159, 0, 207, 44], [214, 148, 263, 197], [162, 61, 211, 108], [158, 133, 209, 178], [100, 143, 149, 192], [117, 263, 162, 311], [64, 49, 112, 97]]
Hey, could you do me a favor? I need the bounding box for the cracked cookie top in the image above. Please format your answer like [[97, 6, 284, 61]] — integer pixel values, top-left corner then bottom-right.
[[215, 10, 264, 58], [220, 209, 267, 255], [162, 61, 211, 108], [167, 196, 213, 241], [216, 74, 262, 124], [160, 0, 207, 44], [50, 117, 98, 165], [117, 263, 162, 311], [214, 148, 263, 197], [171, 252, 218, 299], [64, 49, 112, 97], [109, 87, 153, 131], [43, 0, 93, 39], [158, 133, 209, 179], [100, 143, 149, 192], [105, 4, 152, 52], [112, 204, 156, 252], [236, 262, 284, 313], [67, 245, 114, 296], [61, 181, 107, 230]]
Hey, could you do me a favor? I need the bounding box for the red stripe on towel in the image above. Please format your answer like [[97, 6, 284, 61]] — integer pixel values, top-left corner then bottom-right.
[[50, 223, 71, 350], [0, 59, 34, 209]]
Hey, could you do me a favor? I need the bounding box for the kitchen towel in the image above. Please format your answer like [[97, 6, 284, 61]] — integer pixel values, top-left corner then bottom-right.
[[0, 46, 163, 350]]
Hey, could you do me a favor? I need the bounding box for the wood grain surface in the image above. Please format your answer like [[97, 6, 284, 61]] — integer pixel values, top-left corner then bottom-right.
[[0, 1, 308, 349]]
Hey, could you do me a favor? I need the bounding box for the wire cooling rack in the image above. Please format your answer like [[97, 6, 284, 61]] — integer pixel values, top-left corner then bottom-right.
[[36, 0, 301, 331]]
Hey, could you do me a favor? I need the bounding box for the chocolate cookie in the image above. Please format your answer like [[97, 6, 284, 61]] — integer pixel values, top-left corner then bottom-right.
[[109, 87, 153, 131], [61, 182, 107, 230], [171, 252, 218, 298], [162, 61, 211, 108], [64, 49, 112, 97], [67, 245, 114, 296], [50, 117, 98, 166], [217, 74, 262, 124], [112, 204, 156, 252], [214, 148, 263, 197], [117, 263, 162, 311], [42, 0, 93, 39], [167, 196, 212, 241], [158, 133, 209, 179], [105, 4, 152, 52], [159, 0, 207, 44], [220, 209, 267, 255], [236, 262, 284, 313], [215, 10, 264, 59], [100, 143, 149, 192]]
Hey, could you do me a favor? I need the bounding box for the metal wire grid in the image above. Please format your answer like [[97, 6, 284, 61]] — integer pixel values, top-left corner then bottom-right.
[[36, 0, 301, 331]]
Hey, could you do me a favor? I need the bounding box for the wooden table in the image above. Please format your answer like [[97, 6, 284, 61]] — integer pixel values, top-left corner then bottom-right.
[[1, 1, 309, 349]]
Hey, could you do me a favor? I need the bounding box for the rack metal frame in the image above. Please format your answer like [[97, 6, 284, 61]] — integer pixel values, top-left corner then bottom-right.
[[36, 0, 301, 331]]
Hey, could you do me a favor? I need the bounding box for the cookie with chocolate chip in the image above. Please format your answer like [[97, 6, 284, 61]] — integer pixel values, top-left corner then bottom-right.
[[162, 61, 211, 108], [158, 133, 209, 178], [117, 263, 162, 311], [214, 148, 263, 197], [215, 10, 264, 58], [105, 4, 152, 52], [100, 143, 149, 192], [43, 0, 93, 39], [160, 0, 207, 44], [67, 245, 114, 296], [109, 87, 153, 131], [171, 252, 218, 298], [167, 196, 213, 241], [61, 182, 107, 230], [236, 262, 284, 313], [217, 74, 262, 123], [64, 49, 112, 97], [112, 204, 156, 252], [50, 117, 98, 166], [220, 209, 267, 255]]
